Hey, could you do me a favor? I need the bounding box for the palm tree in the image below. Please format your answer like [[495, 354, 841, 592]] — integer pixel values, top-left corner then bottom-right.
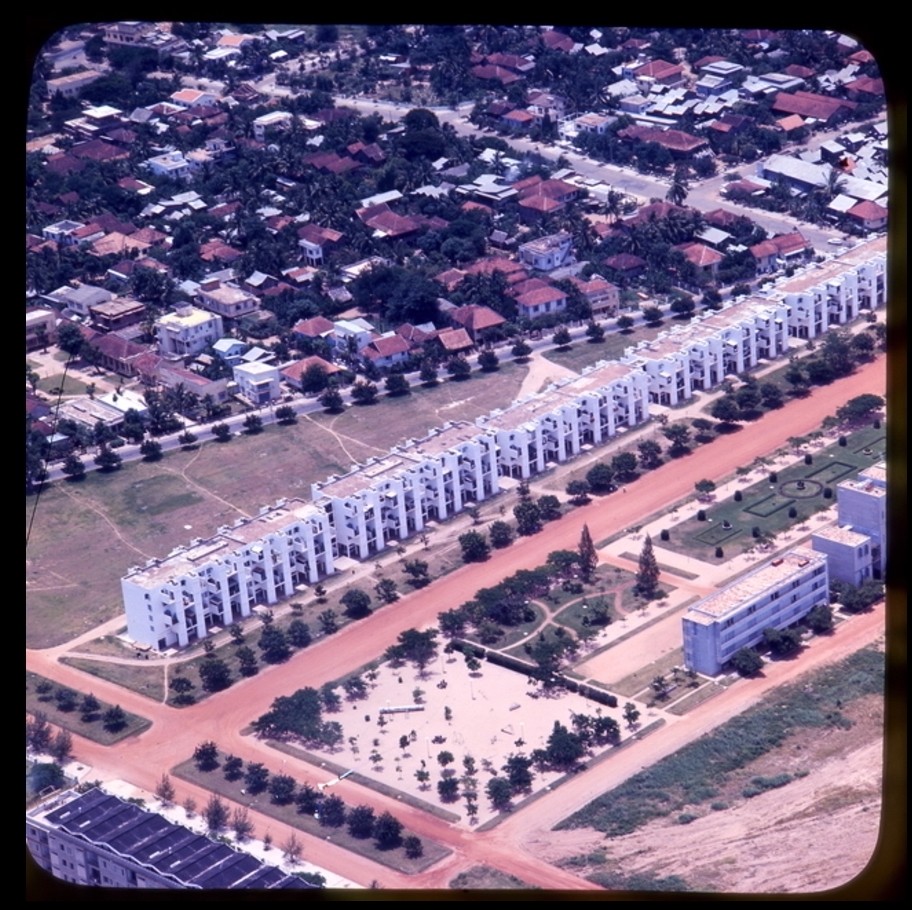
[[665, 167, 689, 207]]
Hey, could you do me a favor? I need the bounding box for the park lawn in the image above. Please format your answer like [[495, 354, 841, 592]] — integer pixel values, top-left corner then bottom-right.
[[37, 372, 92, 397], [657, 425, 887, 562], [606, 648, 687, 698], [542, 323, 667, 374], [173, 756, 449, 875], [60, 657, 166, 704], [26, 670, 151, 744]]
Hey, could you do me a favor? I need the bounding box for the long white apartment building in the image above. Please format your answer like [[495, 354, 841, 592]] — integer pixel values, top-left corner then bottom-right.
[[123, 499, 334, 649], [121, 241, 886, 649], [763, 235, 887, 339], [481, 360, 650, 478], [620, 296, 791, 406], [683, 547, 829, 676], [312, 421, 500, 560]]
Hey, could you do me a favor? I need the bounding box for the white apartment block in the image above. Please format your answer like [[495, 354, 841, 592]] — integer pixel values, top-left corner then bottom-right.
[[811, 525, 874, 586], [621, 297, 790, 406], [123, 499, 334, 649], [155, 305, 224, 358], [232, 361, 281, 405], [518, 231, 574, 271], [683, 547, 829, 676], [312, 422, 501, 560], [764, 235, 887, 339]]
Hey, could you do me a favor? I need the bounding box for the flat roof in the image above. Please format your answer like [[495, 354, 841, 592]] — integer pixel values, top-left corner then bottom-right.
[[813, 524, 870, 546], [685, 547, 826, 623]]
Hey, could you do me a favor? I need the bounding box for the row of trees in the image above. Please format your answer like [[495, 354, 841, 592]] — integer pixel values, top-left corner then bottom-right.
[[190, 742, 422, 856]]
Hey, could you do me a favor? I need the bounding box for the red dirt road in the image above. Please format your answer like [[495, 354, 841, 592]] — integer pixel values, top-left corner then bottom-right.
[[27, 356, 888, 890]]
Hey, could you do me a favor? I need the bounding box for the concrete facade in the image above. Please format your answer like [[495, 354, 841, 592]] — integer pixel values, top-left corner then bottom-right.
[[683, 547, 829, 675]]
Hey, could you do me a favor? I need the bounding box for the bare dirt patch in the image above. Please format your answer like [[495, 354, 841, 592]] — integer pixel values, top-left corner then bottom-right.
[[541, 694, 884, 894]]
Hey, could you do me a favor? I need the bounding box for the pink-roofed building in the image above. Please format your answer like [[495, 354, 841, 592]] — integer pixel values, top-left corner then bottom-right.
[[514, 284, 568, 320], [846, 200, 887, 232]]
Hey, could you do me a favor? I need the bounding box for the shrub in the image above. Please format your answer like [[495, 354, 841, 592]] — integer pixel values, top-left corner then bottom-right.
[[696, 510, 706, 521], [804, 453, 813, 465], [788, 506, 798, 518], [823, 487, 833, 499], [710, 801, 728, 811], [733, 490, 743, 502], [660, 529, 670, 541], [715, 547, 724, 558], [751, 526, 761, 538], [678, 813, 698, 825], [769, 472, 777, 483], [838, 436, 847, 447]]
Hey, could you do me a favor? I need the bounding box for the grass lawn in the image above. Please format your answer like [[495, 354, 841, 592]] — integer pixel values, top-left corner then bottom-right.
[[26, 368, 528, 649], [60, 658, 166, 704], [607, 648, 687, 698], [173, 755, 449, 875], [542, 323, 667, 374], [26, 671, 151, 743], [37, 372, 92, 396], [449, 865, 537, 889], [657, 425, 886, 562]]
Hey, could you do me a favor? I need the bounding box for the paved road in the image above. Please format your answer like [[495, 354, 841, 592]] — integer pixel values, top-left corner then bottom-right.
[[26, 355, 887, 890]]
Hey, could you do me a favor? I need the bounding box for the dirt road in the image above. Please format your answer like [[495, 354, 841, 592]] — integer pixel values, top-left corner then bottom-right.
[[27, 356, 889, 890]]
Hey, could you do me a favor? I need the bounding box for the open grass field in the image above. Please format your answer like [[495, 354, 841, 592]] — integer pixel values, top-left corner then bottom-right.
[[542, 323, 667, 374], [25, 367, 529, 649]]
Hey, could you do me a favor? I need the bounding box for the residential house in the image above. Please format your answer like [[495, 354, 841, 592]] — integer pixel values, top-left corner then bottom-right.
[[297, 223, 344, 265], [448, 305, 506, 343], [195, 281, 259, 322], [683, 547, 829, 675], [26, 308, 57, 352], [88, 297, 146, 332], [281, 356, 343, 392], [567, 276, 620, 318], [361, 333, 412, 370], [513, 282, 568, 320], [232, 361, 281, 406], [518, 232, 575, 272], [155, 306, 224, 358], [846, 200, 887, 232]]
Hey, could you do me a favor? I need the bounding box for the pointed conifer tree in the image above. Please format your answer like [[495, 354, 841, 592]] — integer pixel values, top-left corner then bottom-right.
[[578, 524, 598, 582], [636, 534, 660, 599]]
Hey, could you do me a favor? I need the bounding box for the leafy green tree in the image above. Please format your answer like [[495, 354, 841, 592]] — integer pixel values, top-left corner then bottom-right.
[[503, 753, 534, 793], [513, 500, 542, 536], [199, 657, 232, 692], [566, 479, 591, 505], [288, 619, 312, 649], [836, 394, 884, 423], [611, 451, 638, 482], [319, 387, 345, 412], [80, 693, 101, 722], [347, 805, 376, 839], [386, 628, 439, 671], [236, 646, 258, 677], [193, 740, 220, 772], [319, 794, 346, 827], [61, 453, 86, 481], [94, 448, 123, 472], [586, 462, 614, 493], [318, 609, 339, 635], [585, 321, 605, 343], [459, 530, 490, 562], [275, 405, 297, 424], [403, 835, 423, 858], [341, 588, 372, 619], [730, 647, 764, 677], [245, 762, 269, 795], [231, 807, 254, 841], [155, 773, 176, 804], [351, 380, 379, 405], [211, 423, 232, 442], [662, 423, 691, 456], [436, 777, 460, 802], [102, 705, 127, 733], [552, 327, 572, 349], [486, 776, 513, 811], [623, 702, 641, 730], [375, 577, 399, 604], [295, 783, 321, 815], [447, 357, 471, 381], [243, 414, 263, 434], [616, 314, 635, 332], [578, 524, 598, 582], [638, 439, 663, 469], [477, 349, 500, 372], [139, 439, 163, 461], [170, 674, 195, 706], [403, 559, 431, 587], [373, 811, 404, 848], [258, 626, 291, 663], [511, 340, 532, 360], [805, 604, 834, 634], [269, 773, 297, 805], [487, 521, 513, 549], [762, 626, 803, 656], [544, 721, 586, 768], [204, 794, 229, 833], [385, 373, 411, 396], [419, 360, 438, 385], [222, 755, 244, 781], [49, 729, 73, 763], [26, 712, 52, 753]]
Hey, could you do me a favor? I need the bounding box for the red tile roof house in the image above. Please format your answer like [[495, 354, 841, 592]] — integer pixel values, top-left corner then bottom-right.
[[568, 276, 620, 318], [448, 304, 507, 343], [673, 242, 724, 280], [361, 333, 413, 369], [846, 200, 887, 232], [618, 125, 708, 158], [771, 91, 856, 126], [291, 315, 335, 342], [356, 204, 422, 239], [750, 232, 812, 273], [513, 284, 569, 320], [603, 252, 647, 281], [281, 356, 343, 391], [433, 328, 475, 356], [297, 223, 344, 266]]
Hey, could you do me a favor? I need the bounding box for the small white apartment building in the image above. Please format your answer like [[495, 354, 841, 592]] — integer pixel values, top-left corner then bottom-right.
[[196, 280, 259, 321], [517, 231, 574, 271], [312, 422, 500, 560], [683, 547, 829, 676], [122, 499, 334, 649], [155, 305, 224, 358], [233, 361, 281, 405]]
